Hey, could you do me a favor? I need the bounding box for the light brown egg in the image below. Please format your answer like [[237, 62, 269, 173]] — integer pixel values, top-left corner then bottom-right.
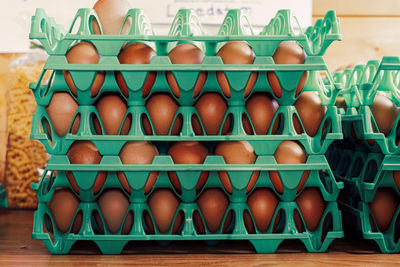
[[193, 188, 232, 233], [118, 141, 159, 194], [96, 189, 133, 234], [145, 189, 183, 234], [48, 189, 82, 233], [369, 188, 398, 232], [269, 141, 308, 194], [267, 41, 308, 98], [244, 188, 279, 233], [370, 95, 399, 136], [167, 43, 206, 98], [142, 93, 182, 135], [46, 92, 80, 137], [295, 188, 325, 232], [214, 139, 259, 194], [243, 93, 279, 135], [92, 0, 132, 35], [294, 91, 327, 137], [192, 93, 231, 135], [94, 94, 131, 135], [64, 42, 104, 97], [216, 41, 257, 98], [115, 42, 157, 97], [167, 141, 209, 193], [66, 141, 107, 194]]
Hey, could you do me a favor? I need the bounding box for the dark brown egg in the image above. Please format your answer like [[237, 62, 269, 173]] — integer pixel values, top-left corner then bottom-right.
[[370, 95, 399, 136], [192, 93, 231, 135], [64, 42, 104, 97], [118, 141, 159, 194], [167, 141, 209, 193], [46, 92, 80, 137], [294, 91, 327, 137], [243, 93, 279, 135], [216, 41, 257, 98], [269, 141, 308, 194], [267, 41, 308, 98], [94, 94, 131, 135], [66, 141, 107, 194], [194, 188, 231, 233], [145, 189, 182, 234], [115, 42, 157, 97], [244, 188, 279, 233], [295, 188, 325, 232], [143, 93, 182, 135], [167, 43, 206, 98], [335, 97, 347, 111], [394, 171, 400, 191], [48, 189, 82, 233], [96, 189, 132, 234], [214, 140, 259, 194], [369, 188, 398, 232], [92, 0, 132, 35]]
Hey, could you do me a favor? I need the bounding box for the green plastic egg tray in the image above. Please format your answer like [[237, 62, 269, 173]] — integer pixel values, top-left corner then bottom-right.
[[328, 146, 400, 203], [32, 169, 343, 254], [0, 184, 7, 208], [29, 8, 343, 156], [340, 200, 400, 253], [333, 58, 400, 154]]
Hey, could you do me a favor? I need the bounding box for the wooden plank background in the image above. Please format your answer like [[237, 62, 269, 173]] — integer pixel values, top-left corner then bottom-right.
[[313, 0, 400, 71]]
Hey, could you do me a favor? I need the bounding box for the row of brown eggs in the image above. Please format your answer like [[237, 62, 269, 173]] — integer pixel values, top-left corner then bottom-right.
[[65, 140, 308, 195], [62, 40, 308, 99], [48, 186, 327, 235], [46, 90, 326, 138]]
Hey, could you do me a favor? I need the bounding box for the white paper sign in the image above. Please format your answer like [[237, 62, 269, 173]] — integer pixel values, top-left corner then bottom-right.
[[0, 0, 312, 53]]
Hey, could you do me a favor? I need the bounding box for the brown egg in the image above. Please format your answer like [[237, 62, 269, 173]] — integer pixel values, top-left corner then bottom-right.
[[167, 141, 209, 193], [92, 0, 132, 35], [145, 189, 183, 234], [48, 189, 82, 233], [394, 171, 400, 191], [167, 43, 206, 98], [243, 93, 279, 135], [335, 97, 347, 111], [194, 188, 231, 233], [64, 42, 104, 97], [118, 141, 159, 194], [94, 94, 131, 135], [142, 93, 182, 135], [192, 93, 231, 135], [370, 95, 399, 136], [295, 188, 325, 232], [115, 42, 157, 98], [66, 141, 107, 194], [46, 92, 80, 137], [214, 140, 259, 194], [96, 189, 132, 234], [269, 141, 309, 194], [243, 188, 279, 233], [294, 91, 327, 137], [267, 41, 308, 98], [369, 188, 398, 232], [216, 41, 257, 98]]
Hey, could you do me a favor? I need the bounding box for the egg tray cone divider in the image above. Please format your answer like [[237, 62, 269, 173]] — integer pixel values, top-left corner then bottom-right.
[[339, 200, 400, 253], [0, 184, 7, 208], [34, 153, 342, 203], [333, 58, 400, 154], [32, 186, 343, 254]]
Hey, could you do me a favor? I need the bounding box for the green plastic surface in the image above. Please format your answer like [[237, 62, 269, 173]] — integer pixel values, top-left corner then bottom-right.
[[0, 184, 7, 208]]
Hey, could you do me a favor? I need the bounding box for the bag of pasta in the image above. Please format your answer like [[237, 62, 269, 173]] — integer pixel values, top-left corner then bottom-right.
[[4, 52, 49, 208]]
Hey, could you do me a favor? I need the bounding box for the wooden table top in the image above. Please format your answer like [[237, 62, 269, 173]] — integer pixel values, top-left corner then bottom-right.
[[0, 209, 399, 266]]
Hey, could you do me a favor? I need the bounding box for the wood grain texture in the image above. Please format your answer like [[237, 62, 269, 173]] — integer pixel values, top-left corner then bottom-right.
[[313, 17, 400, 72], [313, 0, 400, 17], [0, 209, 399, 266]]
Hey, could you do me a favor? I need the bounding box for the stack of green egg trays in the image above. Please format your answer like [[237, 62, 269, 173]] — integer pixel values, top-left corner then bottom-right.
[[29, 7, 343, 254], [328, 57, 400, 253], [0, 184, 7, 208]]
